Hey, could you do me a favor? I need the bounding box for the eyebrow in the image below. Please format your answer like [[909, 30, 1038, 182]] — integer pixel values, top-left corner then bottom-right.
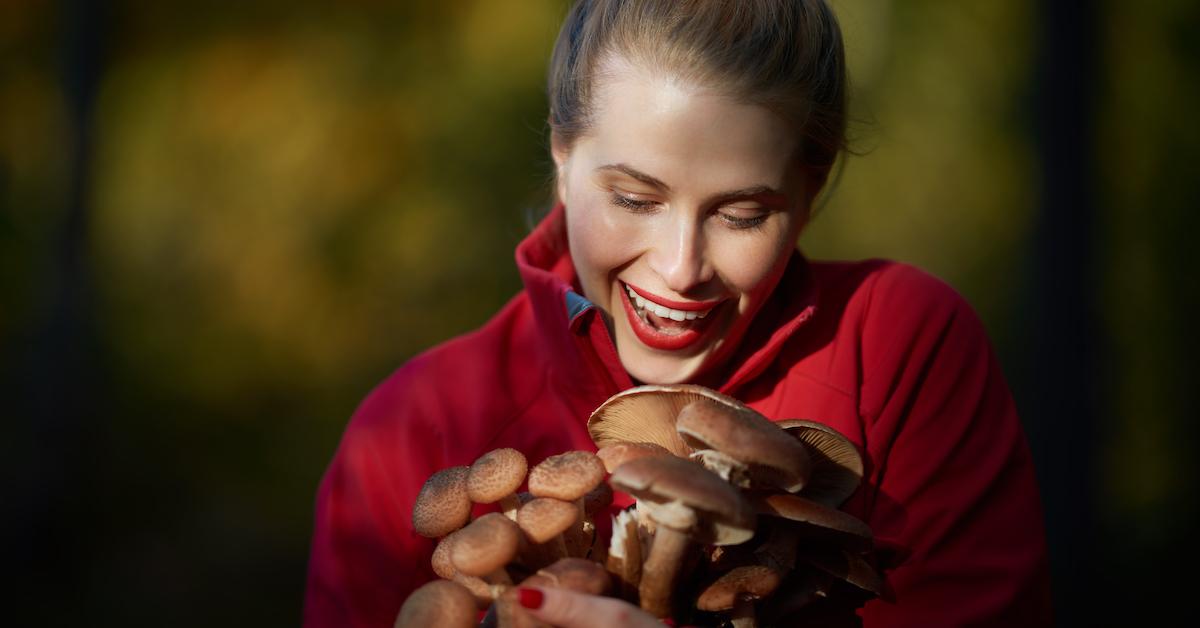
[[595, 162, 785, 200]]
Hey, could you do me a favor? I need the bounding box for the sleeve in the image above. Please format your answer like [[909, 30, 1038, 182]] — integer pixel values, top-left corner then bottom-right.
[[856, 265, 1053, 626], [302, 365, 445, 628]]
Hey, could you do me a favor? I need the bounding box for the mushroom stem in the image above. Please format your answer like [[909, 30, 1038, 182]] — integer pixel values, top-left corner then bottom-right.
[[638, 526, 692, 618], [566, 497, 588, 556], [499, 494, 522, 521], [605, 510, 642, 601], [730, 598, 757, 628]]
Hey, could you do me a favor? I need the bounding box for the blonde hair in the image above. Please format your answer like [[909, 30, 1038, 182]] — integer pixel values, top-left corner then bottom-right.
[[547, 0, 847, 179]]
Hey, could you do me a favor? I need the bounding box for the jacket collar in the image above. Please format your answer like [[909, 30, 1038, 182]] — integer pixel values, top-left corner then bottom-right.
[[515, 202, 819, 396]]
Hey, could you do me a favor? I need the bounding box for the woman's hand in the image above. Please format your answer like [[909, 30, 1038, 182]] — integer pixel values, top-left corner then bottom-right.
[[516, 586, 665, 628]]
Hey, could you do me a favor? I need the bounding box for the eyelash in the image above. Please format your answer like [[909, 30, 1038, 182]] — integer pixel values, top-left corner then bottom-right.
[[607, 192, 769, 231]]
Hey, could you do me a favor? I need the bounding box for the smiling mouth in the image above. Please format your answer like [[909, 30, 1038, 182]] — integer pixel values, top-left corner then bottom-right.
[[619, 282, 723, 350]]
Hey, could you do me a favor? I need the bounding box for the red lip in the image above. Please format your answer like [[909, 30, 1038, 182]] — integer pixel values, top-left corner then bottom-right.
[[623, 282, 725, 311], [619, 284, 720, 351]]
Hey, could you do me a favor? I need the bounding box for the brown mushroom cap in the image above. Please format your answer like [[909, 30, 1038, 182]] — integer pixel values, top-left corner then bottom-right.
[[776, 419, 864, 506], [596, 441, 674, 474], [750, 492, 873, 553], [468, 448, 528, 504], [394, 579, 477, 628], [450, 512, 521, 577], [609, 454, 755, 545], [795, 546, 884, 597], [696, 564, 784, 612], [676, 399, 812, 492], [517, 498, 579, 544], [588, 384, 748, 455], [412, 466, 472, 538], [528, 451, 606, 501], [431, 529, 462, 579]]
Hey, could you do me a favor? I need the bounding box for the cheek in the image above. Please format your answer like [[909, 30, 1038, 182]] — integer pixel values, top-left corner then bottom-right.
[[713, 232, 794, 298], [565, 196, 642, 284]]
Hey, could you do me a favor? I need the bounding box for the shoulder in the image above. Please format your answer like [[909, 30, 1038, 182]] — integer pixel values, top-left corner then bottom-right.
[[341, 292, 549, 464]]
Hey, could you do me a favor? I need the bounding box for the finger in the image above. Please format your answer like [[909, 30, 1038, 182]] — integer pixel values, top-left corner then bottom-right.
[[517, 586, 664, 628]]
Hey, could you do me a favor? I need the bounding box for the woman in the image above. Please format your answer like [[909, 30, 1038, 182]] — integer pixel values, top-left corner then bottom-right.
[[304, 1, 1053, 626]]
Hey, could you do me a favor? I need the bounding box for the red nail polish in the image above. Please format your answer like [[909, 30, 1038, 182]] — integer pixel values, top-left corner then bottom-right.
[[517, 587, 544, 610]]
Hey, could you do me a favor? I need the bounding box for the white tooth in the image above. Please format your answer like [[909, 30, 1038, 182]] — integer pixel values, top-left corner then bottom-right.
[[668, 309, 686, 322], [652, 303, 670, 317], [697, 310, 709, 319], [685, 311, 698, 320], [635, 295, 646, 308]]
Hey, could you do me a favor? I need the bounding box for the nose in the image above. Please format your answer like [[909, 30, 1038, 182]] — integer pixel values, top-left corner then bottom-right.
[[647, 213, 713, 295]]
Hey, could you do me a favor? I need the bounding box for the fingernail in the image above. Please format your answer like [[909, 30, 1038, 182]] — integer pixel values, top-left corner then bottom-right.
[[517, 587, 544, 610]]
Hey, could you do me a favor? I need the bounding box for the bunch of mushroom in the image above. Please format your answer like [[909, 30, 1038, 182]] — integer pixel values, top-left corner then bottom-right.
[[588, 385, 881, 626], [401, 446, 616, 627], [397, 384, 881, 627]]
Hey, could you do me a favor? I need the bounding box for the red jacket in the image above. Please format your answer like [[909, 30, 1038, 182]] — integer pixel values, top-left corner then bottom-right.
[[303, 205, 1053, 626]]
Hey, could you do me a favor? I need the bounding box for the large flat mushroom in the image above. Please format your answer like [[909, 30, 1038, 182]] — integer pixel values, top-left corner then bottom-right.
[[775, 419, 863, 506], [676, 399, 812, 492], [588, 384, 751, 456], [609, 455, 756, 618], [749, 492, 873, 555]]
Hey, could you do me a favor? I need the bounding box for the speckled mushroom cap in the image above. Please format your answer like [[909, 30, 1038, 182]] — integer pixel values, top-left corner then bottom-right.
[[394, 579, 477, 628], [517, 497, 579, 544], [610, 455, 755, 545], [528, 451, 606, 501], [676, 399, 812, 492], [588, 385, 748, 456], [467, 448, 528, 504], [750, 492, 873, 553], [696, 564, 784, 612], [775, 419, 864, 507], [596, 441, 674, 474], [450, 512, 521, 577], [412, 466, 472, 538]]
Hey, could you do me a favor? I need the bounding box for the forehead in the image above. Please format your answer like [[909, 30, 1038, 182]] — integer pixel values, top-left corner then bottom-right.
[[582, 57, 800, 191]]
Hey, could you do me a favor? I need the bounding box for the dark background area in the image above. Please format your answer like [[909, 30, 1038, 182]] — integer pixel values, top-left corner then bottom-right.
[[2, 0, 1196, 625]]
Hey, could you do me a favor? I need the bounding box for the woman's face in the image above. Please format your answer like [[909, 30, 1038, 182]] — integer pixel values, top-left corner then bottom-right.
[[554, 59, 813, 385]]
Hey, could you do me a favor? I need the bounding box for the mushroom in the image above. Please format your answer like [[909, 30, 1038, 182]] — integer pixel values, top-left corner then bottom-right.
[[468, 448, 529, 520], [450, 512, 522, 587], [527, 451, 606, 556], [696, 564, 784, 628], [749, 492, 873, 554], [604, 507, 643, 601], [596, 441, 674, 474], [609, 455, 756, 618], [394, 579, 477, 628], [588, 384, 752, 456], [675, 399, 812, 492], [776, 419, 863, 506], [412, 465, 473, 538], [516, 497, 577, 567], [431, 529, 502, 608], [794, 545, 884, 598]]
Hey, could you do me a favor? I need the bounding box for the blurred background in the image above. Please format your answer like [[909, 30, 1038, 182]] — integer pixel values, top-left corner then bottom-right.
[[2, 0, 1195, 625]]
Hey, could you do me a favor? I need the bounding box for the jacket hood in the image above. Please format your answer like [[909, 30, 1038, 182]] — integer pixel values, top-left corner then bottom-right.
[[514, 202, 819, 396]]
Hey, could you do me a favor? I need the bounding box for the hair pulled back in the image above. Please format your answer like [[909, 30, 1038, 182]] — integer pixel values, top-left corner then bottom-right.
[[547, 0, 847, 179]]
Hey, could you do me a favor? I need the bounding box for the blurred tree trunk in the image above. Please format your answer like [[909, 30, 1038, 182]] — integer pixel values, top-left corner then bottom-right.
[[1023, 0, 1100, 624]]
